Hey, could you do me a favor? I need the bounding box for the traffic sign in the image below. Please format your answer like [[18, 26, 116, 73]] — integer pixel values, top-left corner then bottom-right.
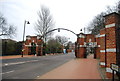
[[110, 63, 119, 72]]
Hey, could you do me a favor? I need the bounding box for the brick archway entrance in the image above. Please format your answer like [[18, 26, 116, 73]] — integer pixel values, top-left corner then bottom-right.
[[23, 36, 43, 56], [75, 33, 100, 59]]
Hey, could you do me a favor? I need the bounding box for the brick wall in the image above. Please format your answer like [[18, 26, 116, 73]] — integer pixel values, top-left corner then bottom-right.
[[85, 34, 95, 42]]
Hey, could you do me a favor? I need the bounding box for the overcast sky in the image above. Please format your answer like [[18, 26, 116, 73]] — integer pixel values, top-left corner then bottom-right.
[[0, 0, 118, 42]]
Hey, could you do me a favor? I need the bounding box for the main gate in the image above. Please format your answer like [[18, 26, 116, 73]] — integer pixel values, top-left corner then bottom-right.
[[40, 28, 100, 59], [75, 33, 99, 58]]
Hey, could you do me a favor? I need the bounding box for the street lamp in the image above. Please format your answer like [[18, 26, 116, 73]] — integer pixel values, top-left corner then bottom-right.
[[22, 20, 30, 57]]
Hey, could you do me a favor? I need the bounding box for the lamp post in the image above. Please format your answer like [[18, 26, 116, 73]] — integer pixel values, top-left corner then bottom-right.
[[22, 20, 30, 57]]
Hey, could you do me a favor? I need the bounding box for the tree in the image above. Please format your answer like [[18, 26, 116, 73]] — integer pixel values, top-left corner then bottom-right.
[[44, 36, 69, 54], [0, 13, 16, 38], [2, 39, 17, 55], [87, 1, 120, 35], [87, 12, 105, 35], [35, 6, 54, 42], [117, 1, 120, 14], [55, 35, 69, 46], [47, 38, 63, 54]]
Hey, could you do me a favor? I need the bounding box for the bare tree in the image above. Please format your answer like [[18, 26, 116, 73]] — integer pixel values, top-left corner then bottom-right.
[[106, 6, 116, 14], [117, 1, 120, 14], [0, 13, 16, 38], [55, 35, 69, 46], [87, 12, 105, 35], [35, 6, 54, 42], [108, 1, 120, 14], [87, 1, 120, 35]]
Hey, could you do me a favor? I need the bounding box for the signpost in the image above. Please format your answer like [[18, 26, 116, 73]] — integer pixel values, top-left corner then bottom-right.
[[111, 64, 119, 72], [110, 63, 120, 81]]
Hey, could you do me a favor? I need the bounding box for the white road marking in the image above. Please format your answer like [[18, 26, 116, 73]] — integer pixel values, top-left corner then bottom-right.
[[3, 60, 39, 66], [0, 70, 15, 75]]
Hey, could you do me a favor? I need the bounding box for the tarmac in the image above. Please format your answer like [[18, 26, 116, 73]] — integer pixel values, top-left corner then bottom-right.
[[1, 54, 103, 79]]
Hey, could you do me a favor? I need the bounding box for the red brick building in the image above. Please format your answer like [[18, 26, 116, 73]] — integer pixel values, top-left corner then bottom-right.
[[23, 35, 43, 56], [75, 12, 120, 78]]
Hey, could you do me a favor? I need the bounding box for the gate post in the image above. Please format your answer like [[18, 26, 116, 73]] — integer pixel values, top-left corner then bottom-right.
[[99, 29, 106, 67], [104, 12, 120, 78], [76, 33, 86, 58]]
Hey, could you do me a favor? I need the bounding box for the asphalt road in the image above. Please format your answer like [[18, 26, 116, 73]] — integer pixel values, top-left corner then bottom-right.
[[1, 53, 75, 79]]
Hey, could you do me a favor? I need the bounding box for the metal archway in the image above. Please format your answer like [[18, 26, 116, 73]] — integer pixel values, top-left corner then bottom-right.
[[39, 28, 78, 39], [37, 28, 80, 57]]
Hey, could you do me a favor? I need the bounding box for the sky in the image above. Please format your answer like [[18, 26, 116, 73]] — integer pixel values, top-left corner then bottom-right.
[[0, 0, 119, 42]]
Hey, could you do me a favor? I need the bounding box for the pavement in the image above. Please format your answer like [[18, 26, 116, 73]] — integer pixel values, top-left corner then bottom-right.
[[0, 55, 35, 59], [37, 54, 102, 79], [0, 53, 64, 59]]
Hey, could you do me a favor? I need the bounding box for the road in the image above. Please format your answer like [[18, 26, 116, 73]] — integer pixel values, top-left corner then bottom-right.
[[1, 53, 75, 79]]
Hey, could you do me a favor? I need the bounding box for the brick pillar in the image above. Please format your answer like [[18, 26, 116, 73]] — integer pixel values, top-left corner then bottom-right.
[[75, 42, 77, 57], [76, 33, 86, 58], [99, 29, 106, 67], [104, 12, 120, 78], [95, 34, 100, 59], [40, 46, 43, 56], [23, 44, 29, 55], [36, 44, 38, 55]]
